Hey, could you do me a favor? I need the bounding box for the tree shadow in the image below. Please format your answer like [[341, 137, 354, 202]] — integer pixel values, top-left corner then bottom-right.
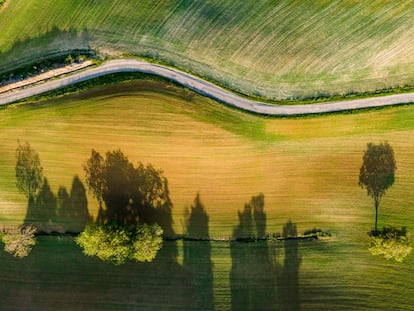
[[183, 193, 214, 310], [230, 194, 303, 311], [0, 237, 198, 311], [24, 176, 91, 233], [58, 176, 92, 232], [0, 26, 91, 77], [230, 193, 278, 310], [84, 149, 177, 259], [86, 150, 176, 237], [279, 220, 302, 311]]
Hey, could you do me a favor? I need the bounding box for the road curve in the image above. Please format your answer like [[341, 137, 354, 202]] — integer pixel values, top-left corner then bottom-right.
[[1, 59, 414, 116]]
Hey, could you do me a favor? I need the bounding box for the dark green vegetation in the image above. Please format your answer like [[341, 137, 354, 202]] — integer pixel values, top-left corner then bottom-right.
[[0, 49, 95, 86], [3, 1, 414, 99], [359, 142, 396, 232]]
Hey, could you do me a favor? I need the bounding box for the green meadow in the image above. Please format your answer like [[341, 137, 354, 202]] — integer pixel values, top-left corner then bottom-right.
[[1, 79, 414, 236], [2, 1, 414, 99], [0, 79, 414, 309]]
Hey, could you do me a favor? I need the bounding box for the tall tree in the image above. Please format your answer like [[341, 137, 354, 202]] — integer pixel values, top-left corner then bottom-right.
[[15, 141, 43, 201], [359, 142, 396, 233]]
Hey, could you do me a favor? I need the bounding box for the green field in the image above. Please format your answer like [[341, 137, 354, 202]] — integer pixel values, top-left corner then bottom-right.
[[2, 1, 414, 99], [1, 79, 414, 309]]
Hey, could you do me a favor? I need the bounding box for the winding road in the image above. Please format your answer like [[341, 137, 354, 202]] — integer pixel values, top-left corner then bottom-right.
[[1, 59, 414, 116]]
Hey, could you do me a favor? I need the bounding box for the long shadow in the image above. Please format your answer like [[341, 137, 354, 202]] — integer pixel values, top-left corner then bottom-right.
[[58, 176, 92, 232], [230, 193, 278, 310], [0, 237, 198, 311], [24, 176, 91, 233], [85, 149, 178, 259], [279, 220, 302, 311], [183, 193, 214, 310], [0, 26, 91, 77]]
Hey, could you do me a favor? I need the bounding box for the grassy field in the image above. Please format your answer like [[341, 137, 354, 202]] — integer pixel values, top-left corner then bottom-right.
[[1, 80, 414, 309], [0, 237, 412, 310], [1, 79, 414, 237], [2, 1, 414, 99]]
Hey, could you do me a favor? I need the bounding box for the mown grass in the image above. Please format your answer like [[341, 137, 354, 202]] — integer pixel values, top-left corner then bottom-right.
[[0, 237, 413, 310], [1, 81, 414, 309], [2, 1, 414, 99], [1, 80, 414, 239]]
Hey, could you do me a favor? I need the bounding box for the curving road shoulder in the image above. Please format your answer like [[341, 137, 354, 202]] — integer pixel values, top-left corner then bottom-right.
[[1, 59, 414, 116]]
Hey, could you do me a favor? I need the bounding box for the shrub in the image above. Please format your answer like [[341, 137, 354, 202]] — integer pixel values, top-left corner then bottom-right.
[[76, 223, 163, 265], [2, 225, 37, 258], [368, 226, 412, 262]]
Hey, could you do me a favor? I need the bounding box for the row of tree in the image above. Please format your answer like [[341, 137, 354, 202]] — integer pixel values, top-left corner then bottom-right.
[[9, 141, 411, 262]]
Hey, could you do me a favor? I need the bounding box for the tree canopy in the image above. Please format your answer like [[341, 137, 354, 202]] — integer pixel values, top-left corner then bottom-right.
[[1, 225, 37, 258], [76, 223, 163, 265], [359, 142, 396, 232]]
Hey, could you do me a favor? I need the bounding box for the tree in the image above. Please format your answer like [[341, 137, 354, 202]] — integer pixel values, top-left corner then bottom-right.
[[2, 225, 37, 258], [359, 142, 396, 233], [131, 224, 163, 262], [15, 141, 43, 201], [76, 223, 163, 265]]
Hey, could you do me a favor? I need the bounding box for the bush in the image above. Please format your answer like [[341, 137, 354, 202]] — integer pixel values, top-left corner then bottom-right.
[[2, 225, 37, 258], [76, 223, 163, 265], [368, 226, 412, 262]]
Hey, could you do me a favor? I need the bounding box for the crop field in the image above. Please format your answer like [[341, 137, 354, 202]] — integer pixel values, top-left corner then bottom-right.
[[1, 80, 414, 309], [2, 1, 414, 99]]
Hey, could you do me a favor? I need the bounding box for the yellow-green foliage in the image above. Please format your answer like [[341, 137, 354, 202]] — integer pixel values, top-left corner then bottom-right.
[[76, 223, 163, 265], [131, 224, 163, 262], [368, 227, 412, 262], [76, 223, 130, 265], [369, 236, 412, 262], [2, 1, 414, 98], [2, 225, 37, 258]]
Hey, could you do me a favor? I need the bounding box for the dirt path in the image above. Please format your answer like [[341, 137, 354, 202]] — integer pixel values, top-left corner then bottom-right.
[[1, 59, 413, 116], [0, 61, 93, 94]]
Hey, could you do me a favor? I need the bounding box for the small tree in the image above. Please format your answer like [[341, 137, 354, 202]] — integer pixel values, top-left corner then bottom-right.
[[359, 142, 396, 233], [15, 141, 43, 201], [2, 225, 37, 258]]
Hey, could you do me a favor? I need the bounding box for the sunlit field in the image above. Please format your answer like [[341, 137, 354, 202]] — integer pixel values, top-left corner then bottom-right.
[[1, 80, 414, 309], [2, 1, 414, 99], [1, 80, 414, 238]]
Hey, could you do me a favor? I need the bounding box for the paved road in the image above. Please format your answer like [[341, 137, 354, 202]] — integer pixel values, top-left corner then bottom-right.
[[1, 59, 414, 116]]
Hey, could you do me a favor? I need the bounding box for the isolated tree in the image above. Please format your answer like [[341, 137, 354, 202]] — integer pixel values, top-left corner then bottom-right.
[[15, 141, 43, 201], [359, 142, 396, 233], [2, 225, 37, 258]]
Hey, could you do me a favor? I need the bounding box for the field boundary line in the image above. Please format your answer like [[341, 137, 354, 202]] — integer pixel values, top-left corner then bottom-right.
[[1, 58, 414, 115]]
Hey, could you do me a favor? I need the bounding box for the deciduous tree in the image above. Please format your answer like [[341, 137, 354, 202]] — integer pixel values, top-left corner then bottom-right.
[[2, 225, 37, 258], [76, 223, 163, 265], [359, 142, 396, 233]]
